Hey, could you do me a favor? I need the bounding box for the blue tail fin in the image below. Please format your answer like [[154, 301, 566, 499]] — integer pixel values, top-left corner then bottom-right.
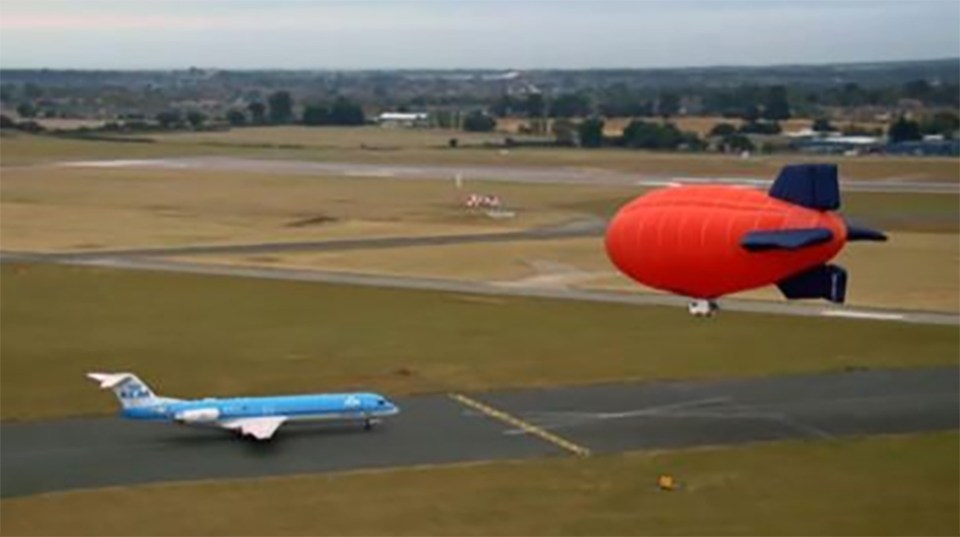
[[777, 264, 847, 303], [770, 164, 840, 211]]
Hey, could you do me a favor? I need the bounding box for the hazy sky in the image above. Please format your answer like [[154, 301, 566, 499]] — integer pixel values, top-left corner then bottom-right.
[[1, 0, 958, 69]]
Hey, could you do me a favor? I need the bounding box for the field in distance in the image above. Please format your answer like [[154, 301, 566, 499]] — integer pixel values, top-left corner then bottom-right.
[[194, 229, 958, 313], [3, 130, 958, 182], [0, 165, 633, 252]]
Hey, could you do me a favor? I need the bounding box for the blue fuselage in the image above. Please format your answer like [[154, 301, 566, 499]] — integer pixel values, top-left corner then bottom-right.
[[121, 392, 399, 422]]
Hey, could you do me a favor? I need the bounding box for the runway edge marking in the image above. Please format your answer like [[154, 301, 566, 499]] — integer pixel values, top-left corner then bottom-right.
[[448, 393, 592, 457]]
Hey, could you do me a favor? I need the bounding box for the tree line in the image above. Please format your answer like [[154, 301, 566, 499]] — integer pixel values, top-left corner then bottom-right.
[[226, 92, 367, 127], [550, 118, 705, 151], [887, 113, 960, 142], [485, 81, 958, 121], [5, 80, 957, 150], [135, 91, 368, 131]]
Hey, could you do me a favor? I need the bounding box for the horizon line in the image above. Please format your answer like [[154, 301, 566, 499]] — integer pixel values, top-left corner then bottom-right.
[[1, 56, 957, 73]]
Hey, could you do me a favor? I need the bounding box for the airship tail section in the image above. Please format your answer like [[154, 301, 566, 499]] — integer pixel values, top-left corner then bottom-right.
[[770, 163, 841, 211], [777, 264, 848, 304]]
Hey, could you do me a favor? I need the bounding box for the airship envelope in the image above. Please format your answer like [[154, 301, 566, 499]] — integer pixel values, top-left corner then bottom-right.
[[605, 163, 886, 308]]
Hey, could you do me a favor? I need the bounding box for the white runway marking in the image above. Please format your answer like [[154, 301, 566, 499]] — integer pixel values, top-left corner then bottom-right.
[[343, 170, 396, 178], [60, 159, 159, 168], [634, 180, 683, 187], [59, 159, 189, 169], [503, 397, 743, 434], [820, 310, 906, 321], [672, 176, 769, 184]]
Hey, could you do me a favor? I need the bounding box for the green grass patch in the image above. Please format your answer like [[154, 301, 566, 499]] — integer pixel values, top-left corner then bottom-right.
[[2, 432, 956, 536], [2, 264, 956, 421]]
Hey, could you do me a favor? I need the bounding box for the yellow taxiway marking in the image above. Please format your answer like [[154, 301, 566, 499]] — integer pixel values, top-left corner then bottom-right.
[[448, 392, 592, 458]]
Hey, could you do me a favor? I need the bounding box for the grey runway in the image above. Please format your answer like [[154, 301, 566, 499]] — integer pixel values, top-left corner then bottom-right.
[[0, 218, 607, 260], [1, 395, 559, 498], [2, 367, 957, 497], [2, 252, 955, 326], [58, 157, 960, 194]]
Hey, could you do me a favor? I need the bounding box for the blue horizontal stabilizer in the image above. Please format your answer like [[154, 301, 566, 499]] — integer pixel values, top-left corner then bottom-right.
[[844, 218, 888, 242], [741, 227, 834, 251], [769, 164, 841, 211], [777, 264, 847, 303]]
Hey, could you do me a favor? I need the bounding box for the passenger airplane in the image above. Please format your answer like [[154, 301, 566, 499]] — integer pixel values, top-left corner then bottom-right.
[[87, 372, 400, 440]]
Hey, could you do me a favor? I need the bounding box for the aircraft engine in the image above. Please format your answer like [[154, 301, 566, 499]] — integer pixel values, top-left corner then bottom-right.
[[175, 408, 220, 423]]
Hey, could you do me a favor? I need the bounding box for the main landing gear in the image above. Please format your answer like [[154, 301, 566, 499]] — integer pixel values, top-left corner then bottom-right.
[[688, 299, 718, 317]]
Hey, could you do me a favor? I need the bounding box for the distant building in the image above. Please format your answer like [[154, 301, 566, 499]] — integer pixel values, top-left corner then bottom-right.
[[886, 138, 960, 156], [376, 112, 429, 128], [790, 129, 959, 156], [788, 130, 884, 155]]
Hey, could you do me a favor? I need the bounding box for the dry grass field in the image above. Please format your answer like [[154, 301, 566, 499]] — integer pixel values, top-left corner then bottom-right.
[[3, 432, 956, 536], [3, 131, 957, 182], [188, 230, 959, 313], [1, 166, 632, 251], [149, 125, 545, 149], [0, 132, 223, 166], [32, 118, 110, 130], [148, 129, 960, 181], [170, 238, 609, 284]]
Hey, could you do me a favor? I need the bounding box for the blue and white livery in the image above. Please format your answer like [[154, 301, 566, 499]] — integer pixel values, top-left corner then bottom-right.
[[87, 372, 400, 440]]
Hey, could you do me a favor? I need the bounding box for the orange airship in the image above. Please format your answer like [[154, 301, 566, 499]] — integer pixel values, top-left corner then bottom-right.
[[605, 164, 887, 316]]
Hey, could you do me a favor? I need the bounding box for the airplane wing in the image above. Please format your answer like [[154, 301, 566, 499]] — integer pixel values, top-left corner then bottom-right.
[[221, 417, 287, 440]]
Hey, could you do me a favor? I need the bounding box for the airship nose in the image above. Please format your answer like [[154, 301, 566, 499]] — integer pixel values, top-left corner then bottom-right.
[[604, 207, 635, 273]]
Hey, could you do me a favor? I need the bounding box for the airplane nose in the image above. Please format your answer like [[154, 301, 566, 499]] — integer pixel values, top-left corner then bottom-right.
[[374, 396, 400, 414]]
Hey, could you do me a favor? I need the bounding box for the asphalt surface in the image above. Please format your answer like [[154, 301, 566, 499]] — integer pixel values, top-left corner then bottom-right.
[[3, 366, 957, 497], [60, 157, 960, 194], [2, 252, 956, 326], [0, 218, 607, 260]]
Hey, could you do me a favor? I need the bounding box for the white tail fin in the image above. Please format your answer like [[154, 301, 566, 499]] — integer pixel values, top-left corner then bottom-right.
[[87, 372, 159, 408]]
